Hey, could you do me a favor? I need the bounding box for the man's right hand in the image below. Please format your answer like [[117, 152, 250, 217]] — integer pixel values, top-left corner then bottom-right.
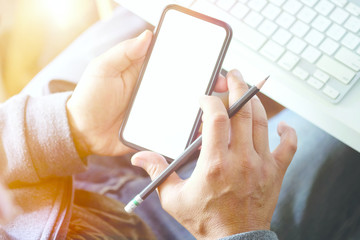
[[131, 69, 297, 239]]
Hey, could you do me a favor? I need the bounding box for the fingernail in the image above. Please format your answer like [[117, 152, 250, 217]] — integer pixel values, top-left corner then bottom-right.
[[138, 31, 147, 39], [228, 69, 242, 79], [137, 30, 150, 42]]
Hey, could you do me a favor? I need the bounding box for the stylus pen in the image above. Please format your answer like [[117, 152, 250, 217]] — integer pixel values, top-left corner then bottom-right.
[[124, 76, 269, 213]]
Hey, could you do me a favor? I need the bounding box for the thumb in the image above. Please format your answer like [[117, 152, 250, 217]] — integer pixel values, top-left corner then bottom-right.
[[127, 30, 153, 60], [131, 151, 182, 195], [272, 122, 297, 172], [97, 30, 153, 73]]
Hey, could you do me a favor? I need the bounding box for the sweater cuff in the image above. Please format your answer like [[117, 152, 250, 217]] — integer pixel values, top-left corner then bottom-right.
[[219, 230, 278, 240], [25, 92, 87, 179]]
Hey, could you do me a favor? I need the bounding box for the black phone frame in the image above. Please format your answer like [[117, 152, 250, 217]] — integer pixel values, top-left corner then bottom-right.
[[119, 4, 232, 161]]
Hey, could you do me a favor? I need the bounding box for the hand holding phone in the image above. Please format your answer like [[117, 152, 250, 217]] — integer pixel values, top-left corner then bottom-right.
[[66, 31, 153, 157]]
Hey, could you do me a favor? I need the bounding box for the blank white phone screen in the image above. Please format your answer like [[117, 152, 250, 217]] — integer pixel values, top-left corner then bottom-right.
[[123, 9, 227, 159]]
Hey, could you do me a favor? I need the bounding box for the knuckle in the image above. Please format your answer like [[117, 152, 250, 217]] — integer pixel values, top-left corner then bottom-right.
[[232, 80, 249, 93], [235, 108, 252, 120], [207, 112, 229, 125], [253, 117, 268, 129], [239, 158, 256, 172], [285, 128, 298, 153], [238, 149, 262, 171], [205, 161, 225, 180], [288, 139, 298, 153]]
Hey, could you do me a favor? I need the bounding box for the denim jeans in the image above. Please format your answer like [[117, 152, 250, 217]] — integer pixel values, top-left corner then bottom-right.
[[269, 110, 360, 240], [74, 109, 360, 240]]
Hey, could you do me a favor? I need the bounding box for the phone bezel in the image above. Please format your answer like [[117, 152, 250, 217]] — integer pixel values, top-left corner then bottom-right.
[[119, 4, 232, 161]]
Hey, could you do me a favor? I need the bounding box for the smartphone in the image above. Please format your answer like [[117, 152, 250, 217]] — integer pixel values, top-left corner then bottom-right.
[[119, 5, 232, 160]]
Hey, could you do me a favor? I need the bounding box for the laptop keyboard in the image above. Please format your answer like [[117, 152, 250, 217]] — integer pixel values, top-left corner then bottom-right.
[[189, 0, 360, 103]]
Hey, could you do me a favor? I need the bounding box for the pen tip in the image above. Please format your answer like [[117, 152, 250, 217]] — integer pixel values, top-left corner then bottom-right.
[[256, 75, 269, 89]]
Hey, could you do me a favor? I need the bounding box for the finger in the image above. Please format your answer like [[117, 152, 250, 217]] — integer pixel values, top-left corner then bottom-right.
[[198, 95, 230, 164], [251, 95, 270, 154], [96, 30, 153, 76], [227, 69, 253, 150], [213, 74, 228, 93], [131, 151, 182, 198], [272, 122, 297, 172]]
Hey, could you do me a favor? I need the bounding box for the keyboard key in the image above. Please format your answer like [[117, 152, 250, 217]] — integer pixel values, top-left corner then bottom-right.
[[173, 0, 194, 6], [192, 0, 267, 50], [302, 45, 322, 63], [290, 20, 310, 37], [269, 0, 285, 6], [311, 15, 332, 31], [248, 0, 267, 12], [316, 55, 356, 84], [319, 38, 339, 55], [326, 23, 346, 41], [344, 16, 360, 33], [330, 0, 346, 7], [305, 29, 325, 46], [244, 11, 264, 28], [234, 24, 267, 50], [276, 12, 296, 29], [261, 3, 281, 20], [283, 0, 303, 14], [357, 46, 360, 55], [230, 3, 250, 19], [322, 85, 340, 99], [272, 28, 292, 45], [345, 2, 360, 16], [260, 40, 285, 61], [301, 0, 318, 7], [297, 6, 317, 23], [313, 69, 330, 82], [293, 66, 310, 79], [287, 37, 307, 54], [329, 7, 349, 24], [315, 0, 335, 16], [307, 77, 324, 89], [216, 0, 237, 11], [278, 51, 300, 70], [335, 47, 360, 71], [341, 32, 360, 50], [258, 19, 278, 36]]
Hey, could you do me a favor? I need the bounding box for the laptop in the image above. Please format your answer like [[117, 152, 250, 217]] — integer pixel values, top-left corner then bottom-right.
[[114, 0, 360, 152]]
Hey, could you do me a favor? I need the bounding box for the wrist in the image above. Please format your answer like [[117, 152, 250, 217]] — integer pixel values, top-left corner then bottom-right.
[[190, 216, 270, 240], [66, 99, 91, 158]]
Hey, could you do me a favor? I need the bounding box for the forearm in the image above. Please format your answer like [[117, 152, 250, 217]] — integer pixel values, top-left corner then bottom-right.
[[0, 92, 86, 186]]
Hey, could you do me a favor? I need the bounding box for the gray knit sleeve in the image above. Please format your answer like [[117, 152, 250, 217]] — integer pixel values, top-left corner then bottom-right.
[[0, 92, 87, 185], [219, 230, 278, 240]]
